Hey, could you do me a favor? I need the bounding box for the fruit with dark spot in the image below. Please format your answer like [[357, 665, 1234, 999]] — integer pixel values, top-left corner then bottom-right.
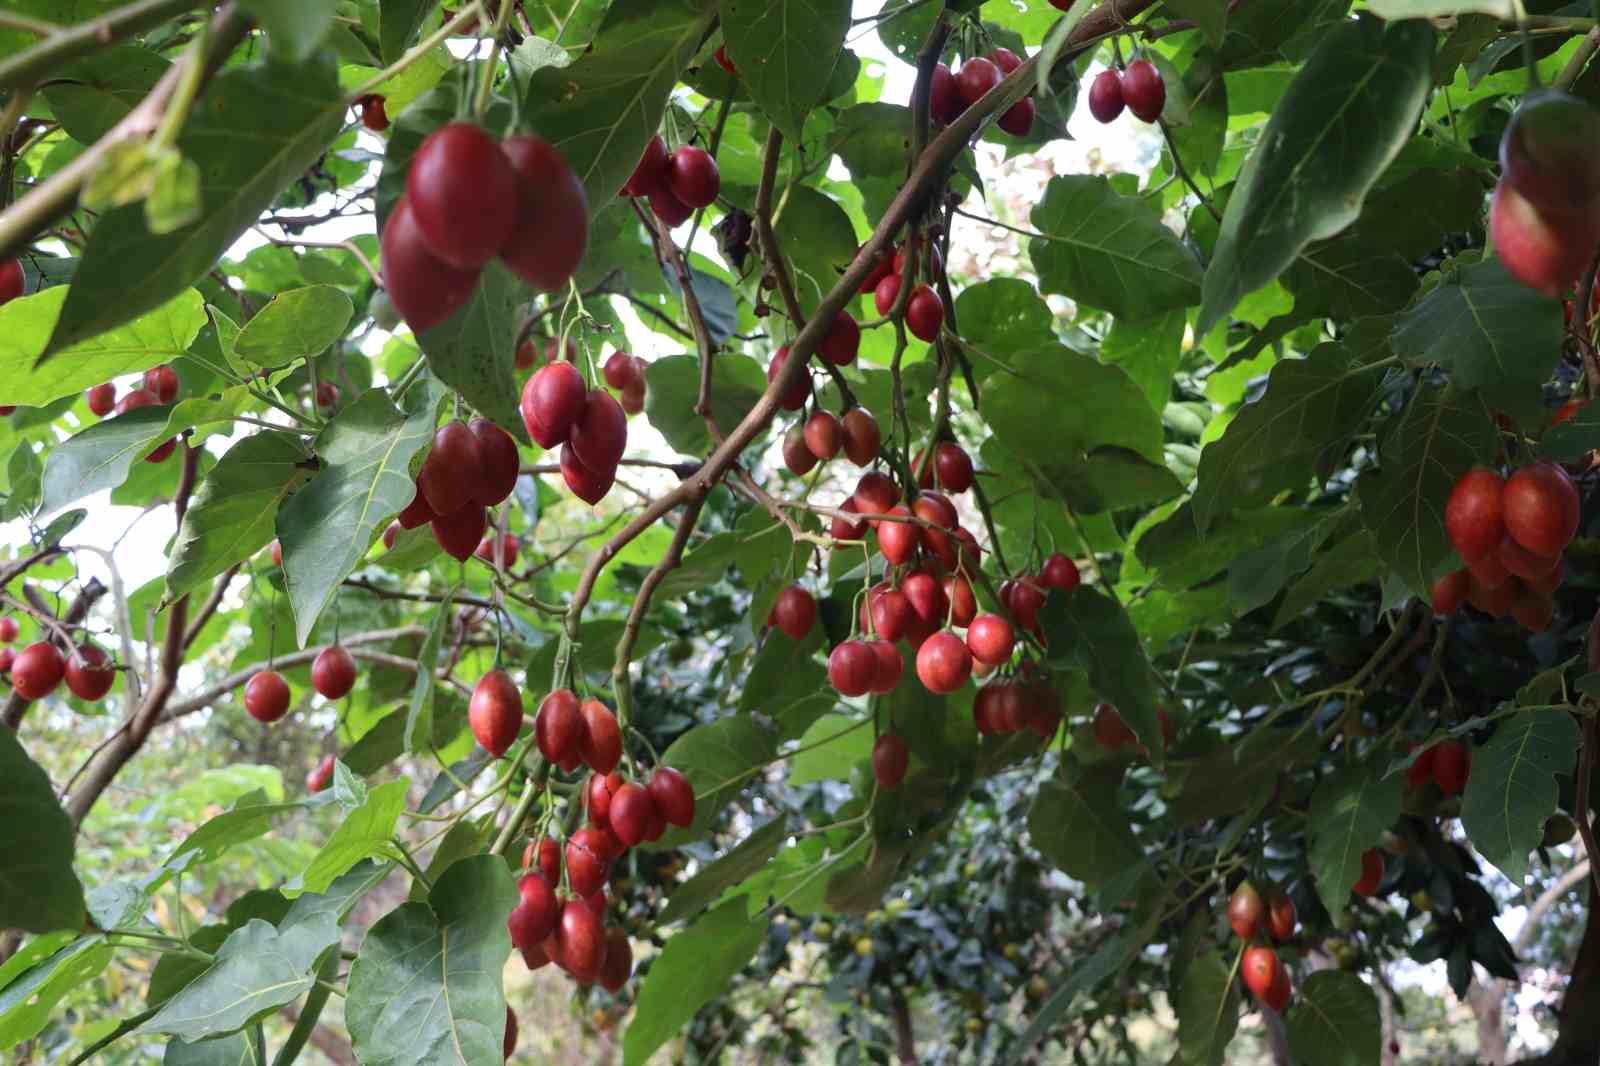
[[1228, 881, 1264, 940], [64, 644, 115, 701], [1499, 90, 1600, 217], [1241, 945, 1281, 1002]]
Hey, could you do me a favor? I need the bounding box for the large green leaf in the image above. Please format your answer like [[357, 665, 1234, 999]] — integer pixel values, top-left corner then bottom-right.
[[723, 0, 851, 142], [42, 47, 170, 144], [1175, 949, 1241, 1066], [1461, 710, 1579, 883], [44, 54, 345, 356], [232, 286, 354, 368], [162, 1030, 265, 1066], [645, 352, 766, 458], [623, 899, 766, 1066], [1355, 384, 1498, 595], [1028, 762, 1142, 885], [953, 278, 1058, 378], [1103, 309, 1186, 412], [239, 0, 335, 62], [1285, 971, 1382, 1066], [659, 816, 790, 925], [138, 914, 339, 1042], [1307, 762, 1403, 923], [1391, 256, 1564, 428], [281, 387, 437, 647], [347, 856, 517, 1066], [523, 0, 714, 209], [1192, 328, 1392, 532], [985, 346, 1164, 463], [788, 714, 873, 786], [0, 286, 206, 407], [162, 789, 307, 873], [653, 716, 781, 847], [1198, 18, 1434, 334], [163, 432, 311, 606], [1283, 239, 1419, 320], [1029, 176, 1202, 320], [0, 935, 112, 1050], [771, 185, 858, 316], [380, 0, 432, 62], [0, 727, 86, 934], [416, 261, 526, 439], [39, 404, 174, 515], [286, 780, 408, 895], [1040, 590, 1165, 763]]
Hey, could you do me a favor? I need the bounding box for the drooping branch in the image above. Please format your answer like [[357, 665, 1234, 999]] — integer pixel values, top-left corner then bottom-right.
[[0, 0, 204, 90]]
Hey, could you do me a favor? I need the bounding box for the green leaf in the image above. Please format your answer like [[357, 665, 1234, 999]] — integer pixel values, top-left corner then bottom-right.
[[723, 0, 851, 142], [1544, 400, 1600, 461], [1164, 0, 1229, 46], [737, 625, 833, 739], [1283, 238, 1419, 320], [623, 899, 766, 1066], [1285, 971, 1382, 1066], [162, 1030, 265, 1066], [163, 432, 311, 606], [416, 261, 526, 439], [1175, 949, 1241, 1066], [1197, 18, 1435, 335], [522, 0, 713, 209], [788, 715, 873, 786], [1, 442, 42, 521], [0, 935, 112, 1050], [139, 914, 339, 1041], [37, 405, 167, 514], [1104, 309, 1186, 412], [1028, 764, 1142, 885], [1192, 327, 1391, 532], [953, 278, 1058, 378], [1355, 384, 1498, 595], [653, 716, 781, 847], [986, 346, 1164, 464], [663, 266, 740, 346], [287, 780, 408, 895], [1391, 256, 1564, 428], [281, 387, 438, 647], [645, 352, 766, 457], [1307, 762, 1403, 923], [232, 286, 355, 368], [145, 151, 204, 235], [770, 185, 858, 316], [1368, 0, 1510, 15], [162, 790, 306, 872], [1029, 175, 1203, 320], [42, 46, 169, 144], [347, 856, 517, 1066], [1007, 921, 1154, 1062], [238, 0, 335, 62], [1461, 711, 1579, 882], [0, 286, 206, 407], [44, 53, 344, 357], [380, 0, 432, 62], [0, 726, 86, 934], [1040, 589, 1165, 763], [1138, 504, 1321, 591], [405, 585, 454, 754], [659, 816, 790, 925]]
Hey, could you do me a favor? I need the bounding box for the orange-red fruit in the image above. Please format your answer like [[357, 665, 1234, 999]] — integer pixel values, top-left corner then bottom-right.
[[648, 766, 695, 828], [499, 134, 588, 293], [841, 409, 881, 467], [1353, 849, 1384, 897], [865, 639, 903, 694], [522, 359, 588, 449], [469, 417, 521, 506], [536, 689, 586, 765], [769, 345, 810, 411], [144, 365, 179, 404], [419, 420, 484, 516], [1241, 945, 1281, 1002], [956, 57, 1002, 107], [243, 669, 290, 723], [469, 668, 523, 757], [0, 617, 16, 643], [1093, 702, 1135, 753], [1432, 739, 1470, 795], [622, 134, 669, 198], [306, 753, 336, 793], [713, 43, 737, 76], [1227, 881, 1264, 941], [508, 874, 559, 965], [667, 146, 720, 209], [580, 699, 623, 774], [772, 585, 817, 640], [828, 640, 876, 697], [821, 312, 861, 366], [609, 781, 658, 848], [930, 63, 963, 125], [966, 613, 1014, 666], [873, 733, 909, 790], [1445, 468, 1506, 564], [64, 644, 115, 701], [570, 389, 628, 476], [804, 410, 842, 460], [855, 472, 899, 515], [1263, 966, 1292, 1013], [1430, 569, 1472, 614], [311, 645, 357, 700], [476, 533, 519, 568], [560, 442, 615, 505], [1406, 743, 1438, 789], [406, 122, 519, 269], [783, 423, 818, 476], [1503, 461, 1580, 558], [1121, 59, 1165, 122], [564, 829, 613, 897], [905, 284, 944, 342], [915, 631, 972, 694], [599, 927, 633, 991], [381, 196, 481, 333], [1087, 69, 1125, 123], [876, 507, 919, 565], [0, 257, 22, 304], [1267, 890, 1297, 942], [1491, 180, 1600, 297], [431, 503, 488, 561], [900, 571, 948, 633], [554, 900, 607, 984]]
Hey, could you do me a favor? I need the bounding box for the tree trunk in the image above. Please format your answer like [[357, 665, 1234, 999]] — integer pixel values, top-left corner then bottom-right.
[[1548, 880, 1600, 1064], [888, 987, 916, 1065]]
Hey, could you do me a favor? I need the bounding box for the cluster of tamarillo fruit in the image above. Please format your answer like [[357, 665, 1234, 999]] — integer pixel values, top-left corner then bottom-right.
[[75, 364, 182, 460], [931, 46, 1036, 137], [0, 614, 118, 704], [1228, 881, 1299, 1012], [619, 133, 721, 228], [1086, 59, 1166, 125], [382, 121, 587, 334], [396, 416, 524, 561], [243, 642, 358, 724], [519, 345, 628, 505], [1405, 737, 1471, 795], [860, 236, 945, 343], [502, 689, 695, 988], [1434, 460, 1580, 630], [1490, 89, 1600, 297]]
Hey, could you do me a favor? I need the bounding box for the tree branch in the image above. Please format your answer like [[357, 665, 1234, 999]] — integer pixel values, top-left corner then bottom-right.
[[0, 0, 203, 90], [611, 497, 705, 730]]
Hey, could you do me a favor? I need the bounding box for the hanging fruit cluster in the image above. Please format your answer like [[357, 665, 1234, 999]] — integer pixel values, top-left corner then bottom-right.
[[1228, 881, 1298, 1012], [1087, 58, 1166, 124], [1404, 738, 1472, 795], [932, 46, 1035, 136], [1492, 89, 1600, 296], [520, 355, 628, 506], [382, 122, 587, 333], [390, 417, 523, 560], [603, 350, 650, 416], [621, 134, 720, 228], [1434, 461, 1580, 630]]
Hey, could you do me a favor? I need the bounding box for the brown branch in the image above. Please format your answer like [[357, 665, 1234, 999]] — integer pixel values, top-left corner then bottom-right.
[[182, 565, 239, 652], [64, 444, 200, 827], [611, 496, 706, 730], [1578, 714, 1600, 901], [0, 0, 204, 90]]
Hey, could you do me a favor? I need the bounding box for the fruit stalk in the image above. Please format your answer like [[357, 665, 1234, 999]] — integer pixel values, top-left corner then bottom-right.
[[489, 753, 549, 856]]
